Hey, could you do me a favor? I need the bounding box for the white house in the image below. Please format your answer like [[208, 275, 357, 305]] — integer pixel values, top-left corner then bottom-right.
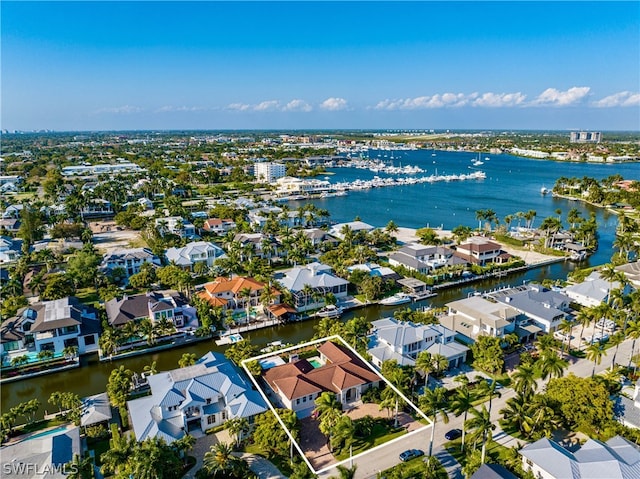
[[520, 435, 640, 479], [388, 244, 465, 274], [487, 284, 571, 333], [277, 262, 349, 312], [367, 317, 469, 370], [165, 241, 226, 271], [254, 162, 286, 183], [203, 218, 236, 235], [101, 248, 161, 279], [127, 351, 268, 443], [455, 236, 507, 266], [564, 271, 631, 307], [0, 235, 20, 264], [155, 216, 197, 239], [439, 295, 520, 344], [329, 221, 375, 240]]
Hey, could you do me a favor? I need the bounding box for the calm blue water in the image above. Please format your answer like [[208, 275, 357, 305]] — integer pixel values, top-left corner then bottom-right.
[[292, 149, 639, 267]]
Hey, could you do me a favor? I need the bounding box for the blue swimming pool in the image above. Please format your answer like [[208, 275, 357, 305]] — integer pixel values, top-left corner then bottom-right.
[[26, 426, 68, 440]]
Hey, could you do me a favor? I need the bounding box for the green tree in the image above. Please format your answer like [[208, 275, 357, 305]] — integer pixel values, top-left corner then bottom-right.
[[203, 442, 244, 478], [178, 353, 197, 368], [470, 336, 504, 374], [225, 339, 257, 365], [227, 417, 250, 447], [450, 385, 474, 451], [106, 365, 133, 427], [41, 273, 75, 300], [465, 405, 494, 465], [420, 386, 449, 457], [65, 454, 95, 479], [252, 410, 299, 459]]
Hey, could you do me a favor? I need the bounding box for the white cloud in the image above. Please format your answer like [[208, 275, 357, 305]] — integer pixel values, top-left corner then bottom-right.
[[155, 105, 205, 113], [254, 100, 280, 111], [471, 92, 527, 107], [532, 86, 590, 106], [593, 91, 640, 108], [375, 88, 591, 110], [320, 97, 348, 111], [226, 103, 252, 111], [283, 99, 312, 112], [95, 105, 143, 114]]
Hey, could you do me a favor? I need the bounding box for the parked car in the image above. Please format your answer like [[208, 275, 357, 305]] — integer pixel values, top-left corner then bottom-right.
[[445, 429, 462, 440], [399, 449, 424, 462]]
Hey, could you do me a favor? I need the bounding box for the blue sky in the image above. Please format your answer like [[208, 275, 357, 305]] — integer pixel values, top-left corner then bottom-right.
[[2, 1, 639, 131]]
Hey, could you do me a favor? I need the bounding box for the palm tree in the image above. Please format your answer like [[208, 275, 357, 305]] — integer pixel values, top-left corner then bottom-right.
[[330, 464, 357, 479], [586, 343, 605, 377], [608, 331, 625, 370], [627, 320, 640, 370], [415, 351, 434, 389], [330, 414, 355, 453], [465, 405, 494, 464], [538, 351, 568, 380], [512, 364, 537, 397], [178, 353, 197, 368], [450, 385, 474, 451], [500, 392, 532, 437], [203, 442, 243, 477], [558, 319, 574, 356], [63, 345, 79, 361], [575, 307, 594, 346], [420, 386, 449, 457], [313, 391, 342, 418], [227, 417, 250, 447], [301, 283, 315, 309], [143, 361, 158, 376], [66, 454, 94, 479]]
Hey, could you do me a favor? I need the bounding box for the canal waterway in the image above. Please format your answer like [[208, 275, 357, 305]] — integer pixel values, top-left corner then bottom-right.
[[2, 152, 637, 415]]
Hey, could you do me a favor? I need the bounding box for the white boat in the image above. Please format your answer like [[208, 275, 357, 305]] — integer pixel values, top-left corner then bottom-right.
[[316, 305, 343, 318], [540, 186, 549, 195], [379, 292, 412, 306]]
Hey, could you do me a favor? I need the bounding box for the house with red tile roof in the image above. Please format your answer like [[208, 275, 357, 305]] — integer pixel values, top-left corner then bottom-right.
[[197, 276, 281, 311], [263, 340, 380, 417]]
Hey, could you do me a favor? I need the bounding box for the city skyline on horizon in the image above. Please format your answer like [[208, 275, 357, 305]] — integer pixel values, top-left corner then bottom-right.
[[2, 1, 639, 131]]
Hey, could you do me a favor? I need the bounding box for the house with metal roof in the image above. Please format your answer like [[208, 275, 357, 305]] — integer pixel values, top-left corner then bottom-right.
[[388, 243, 465, 274], [367, 317, 469, 370], [520, 435, 640, 479], [165, 241, 226, 272], [616, 262, 640, 289], [127, 351, 267, 443], [100, 247, 161, 279], [0, 426, 81, 479], [263, 341, 380, 418], [486, 284, 571, 333], [564, 271, 631, 308], [439, 295, 519, 344], [0, 235, 21, 264], [277, 262, 349, 312], [80, 392, 113, 428]]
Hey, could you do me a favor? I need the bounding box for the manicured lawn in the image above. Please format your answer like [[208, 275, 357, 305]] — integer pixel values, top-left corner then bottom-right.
[[75, 287, 100, 306], [445, 438, 512, 466]]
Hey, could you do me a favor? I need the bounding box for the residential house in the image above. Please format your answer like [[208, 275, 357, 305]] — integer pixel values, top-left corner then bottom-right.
[[198, 276, 280, 312], [128, 351, 267, 443], [100, 248, 161, 279], [155, 216, 197, 239], [165, 241, 226, 272], [233, 233, 275, 259], [263, 340, 380, 418], [347, 263, 400, 281], [0, 427, 81, 479], [617, 262, 640, 289], [0, 218, 21, 234], [454, 237, 509, 266], [520, 435, 640, 479], [105, 290, 198, 330], [486, 284, 571, 334], [0, 297, 100, 365], [81, 199, 114, 218], [302, 228, 338, 247], [388, 244, 465, 274], [367, 318, 469, 369], [439, 296, 520, 344], [273, 176, 332, 197], [329, 221, 375, 240], [0, 235, 20, 264], [470, 464, 518, 479], [1, 203, 24, 219], [80, 392, 113, 428], [203, 218, 236, 235], [615, 381, 640, 430], [564, 271, 631, 308], [277, 262, 349, 312]]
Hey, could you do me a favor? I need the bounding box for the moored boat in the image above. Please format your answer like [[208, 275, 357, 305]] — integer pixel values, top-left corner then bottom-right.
[[379, 292, 412, 306], [315, 305, 344, 318]]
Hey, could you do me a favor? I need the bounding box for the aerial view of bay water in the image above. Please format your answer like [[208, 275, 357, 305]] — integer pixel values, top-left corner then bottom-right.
[[2, 1, 640, 478]]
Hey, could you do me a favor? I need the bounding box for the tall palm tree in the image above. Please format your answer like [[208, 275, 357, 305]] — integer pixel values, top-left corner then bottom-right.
[[626, 320, 640, 371], [415, 351, 434, 389], [330, 464, 357, 479], [512, 364, 537, 397], [450, 385, 474, 451], [313, 391, 342, 418], [465, 405, 494, 465], [608, 331, 625, 370], [239, 286, 254, 325], [66, 454, 94, 479], [420, 386, 449, 457], [586, 343, 605, 377], [301, 283, 315, 309], [227, 417, 250, 447]]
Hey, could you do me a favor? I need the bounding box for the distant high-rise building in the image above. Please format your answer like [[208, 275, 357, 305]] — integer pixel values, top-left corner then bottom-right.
[[570, 131, 602, 143], [254, 162, 286, 183]]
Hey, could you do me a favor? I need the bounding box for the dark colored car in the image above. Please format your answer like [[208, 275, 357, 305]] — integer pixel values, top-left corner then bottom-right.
[[399, 449, 424, 462], [445, 428, 463, 440]]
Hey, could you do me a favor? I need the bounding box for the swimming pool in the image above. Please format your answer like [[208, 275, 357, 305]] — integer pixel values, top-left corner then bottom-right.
[[25, 426, 68, 440], [309, 358, 323, 368]]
